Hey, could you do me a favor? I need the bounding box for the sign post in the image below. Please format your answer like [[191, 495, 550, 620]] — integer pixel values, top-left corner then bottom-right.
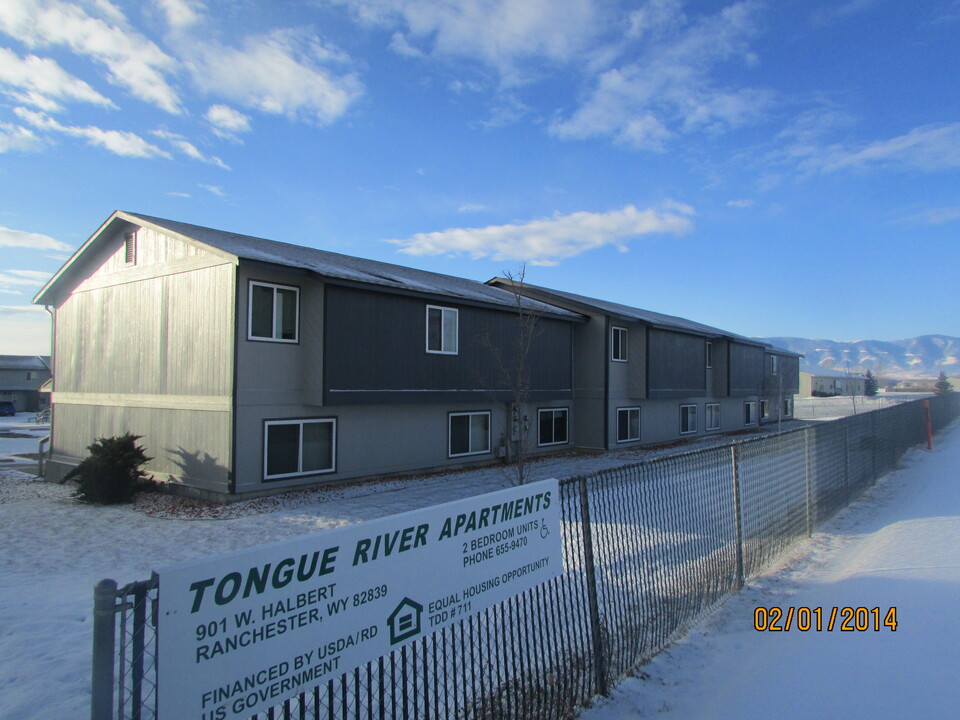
[[157, 479, 562, 719]]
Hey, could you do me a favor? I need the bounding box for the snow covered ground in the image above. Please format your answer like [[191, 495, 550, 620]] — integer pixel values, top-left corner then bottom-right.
[[0, 413, 954, 719], [581, 418, 960, 720]]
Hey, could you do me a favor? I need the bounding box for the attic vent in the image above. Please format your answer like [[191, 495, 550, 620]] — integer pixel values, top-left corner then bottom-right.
[[124, 232, 137, 265]]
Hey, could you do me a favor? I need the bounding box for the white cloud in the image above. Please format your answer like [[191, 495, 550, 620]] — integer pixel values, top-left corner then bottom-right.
[[154, 0, 204, 30], [151, 129, 229, 168], [166, 190, 191, 198], [0, 225, 70, 251], [4, 269, 52, 281], [200, 183, 225, 197], [549, 2, 771, 149], [186, 29, 363, 124], [727, 198, 754, 208], [0, 122, 43, 153], [821, 123, 960, 173], [897, 206, 960, 226], [0, 48, 115, 112], [335, 0, 604, 85], [15, 107, 171, 158], [457, 203, 489, 213], [0, 0, 183, 113], [0, 303, 48, 314], [205, 104, 251, 139], [388, 203, 694, 266]]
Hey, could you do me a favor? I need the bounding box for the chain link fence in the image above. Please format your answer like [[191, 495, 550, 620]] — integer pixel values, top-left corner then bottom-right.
[[92, 394, 960, 719]]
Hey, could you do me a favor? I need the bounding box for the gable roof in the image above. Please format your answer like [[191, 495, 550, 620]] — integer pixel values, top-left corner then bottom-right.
[[488, 278, 801, 356], [34, 211, 580, 319]]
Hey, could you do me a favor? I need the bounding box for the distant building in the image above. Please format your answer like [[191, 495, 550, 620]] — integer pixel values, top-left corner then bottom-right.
[[0, 356, 52, 412], [799, 371, 866, 397], [890, 378, 939, 393]]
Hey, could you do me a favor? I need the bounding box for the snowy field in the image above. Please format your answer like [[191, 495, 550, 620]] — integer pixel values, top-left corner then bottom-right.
[[1, 412, 952, 719], [582, 418, 960, 720]]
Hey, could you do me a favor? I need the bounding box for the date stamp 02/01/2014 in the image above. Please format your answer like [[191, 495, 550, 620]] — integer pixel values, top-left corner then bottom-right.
[[754, 606, 898, 632]]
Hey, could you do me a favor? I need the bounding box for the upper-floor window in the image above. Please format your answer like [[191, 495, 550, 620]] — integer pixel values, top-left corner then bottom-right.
[[26, 371, 35, 381], [706, 341, 713, 369], [771, 355, 778, 375], [248, 281, 299, 343], [611, 326, 628, 362], [427, 305, 458, 354], [124, 232, 137, 265], [680, 404, 698, 435]]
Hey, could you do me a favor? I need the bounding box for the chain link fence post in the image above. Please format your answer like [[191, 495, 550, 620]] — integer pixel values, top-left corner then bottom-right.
[[577, 475, 608, 697], [92, 578, 118, 720], [804, 428, 813, 537], [730, 444, 744, 588]]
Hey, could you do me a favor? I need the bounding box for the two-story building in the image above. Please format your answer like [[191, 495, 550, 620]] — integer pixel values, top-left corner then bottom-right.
[[0, 355, 52, 413], [34, 211, 800, 499], [33, 211, 579, 500], [486, 280, 801, 447]]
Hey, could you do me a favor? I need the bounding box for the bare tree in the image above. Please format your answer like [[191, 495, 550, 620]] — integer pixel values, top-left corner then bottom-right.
[[478, 264, 541, 486]]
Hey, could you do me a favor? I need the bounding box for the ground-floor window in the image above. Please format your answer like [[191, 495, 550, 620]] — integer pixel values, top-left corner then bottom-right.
[[782, 397, 794, 417], [680, 404, 698, 434], [760, 399, 770, 419], [449, 411, 491, 457], [706, 403, 721, 431], [617, 407, 640, 442], [538, 408, 569, 446], [264, 418, 336, 480], [744, 401, 757, 425]]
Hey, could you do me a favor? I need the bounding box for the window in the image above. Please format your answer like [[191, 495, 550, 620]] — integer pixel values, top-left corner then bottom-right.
[[427, 306, 458, 354], [706, 341, 713, 369], [249, 281, 299, 342], [744, 401, 757, 425], [782, 397, 794, 417], [680, 404, 698, 434], [771, 355, 778, 375], [124, 232, 136, 265], [611, 326, 628, 362], [706, 403, 720, 431], [760, 399, 770, 419], [538, 408, 569, 446], [263, 418, 336, 480], [26, 371, 35, 381], [617, 407, 640, 442], [449, 411, 490, 457]]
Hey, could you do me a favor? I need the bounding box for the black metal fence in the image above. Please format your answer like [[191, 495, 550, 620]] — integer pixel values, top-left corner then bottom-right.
[[91, 394, 960, 719]]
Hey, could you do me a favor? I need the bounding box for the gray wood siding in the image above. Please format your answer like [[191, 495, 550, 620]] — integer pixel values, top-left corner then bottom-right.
[[647, 329, 707, 398], [764, 354, 800, 395], [729, 342, 764, 396], [323, 285, 572, 404]]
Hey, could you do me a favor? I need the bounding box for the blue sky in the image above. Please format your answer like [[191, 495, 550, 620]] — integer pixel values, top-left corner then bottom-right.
[[1, 0, 959, 355]]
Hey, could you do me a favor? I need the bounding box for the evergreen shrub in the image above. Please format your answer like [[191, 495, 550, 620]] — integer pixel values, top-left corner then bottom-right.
[[65, 433, 153, 505]]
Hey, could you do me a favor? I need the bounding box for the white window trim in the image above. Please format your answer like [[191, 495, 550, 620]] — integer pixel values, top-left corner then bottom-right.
[[426, 305, 459, 355], [680, 404, 698, 435], [263, 418, 336, 480], [760, 399, 770, 419], [538, 407, 569, 447], [448, 411, 490, 457], [248, 280, 300, 343], [744, 401, 758, 426], [616, 407, 641, 443], [611, 326, 628, 362], [706, 402, 720, 431]]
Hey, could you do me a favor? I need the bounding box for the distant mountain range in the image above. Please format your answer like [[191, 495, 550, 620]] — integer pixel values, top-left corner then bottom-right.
[[757, 335, 960, 381]]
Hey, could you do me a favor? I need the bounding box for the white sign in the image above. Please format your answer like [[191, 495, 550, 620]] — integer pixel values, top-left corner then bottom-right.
[[157, 479, 561, 719]]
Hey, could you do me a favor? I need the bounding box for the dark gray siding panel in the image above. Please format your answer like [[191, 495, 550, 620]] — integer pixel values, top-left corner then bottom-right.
[[647, 329, 706, 398], [729, 342, 764, 396], [323, 285, 573, 404], [764, 354, 800, 395]]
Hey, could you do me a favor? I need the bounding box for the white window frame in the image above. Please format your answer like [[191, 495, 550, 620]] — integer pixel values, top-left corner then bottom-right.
[[537, 408, 569, 447], [706, 403, 720, 431], [680, 404, 698, 435], [263, 417, 336, 480], [426, 305, 459, 355], [448, 411, 490, 457], [248, 280, 300, 343], [616, 407, 641, 443], [706, 341, 713, 369], [744, 401, 757, 425], [760, 399, 770, 419], [782, 397, 794, 418], [611, 326, 628, 362]]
